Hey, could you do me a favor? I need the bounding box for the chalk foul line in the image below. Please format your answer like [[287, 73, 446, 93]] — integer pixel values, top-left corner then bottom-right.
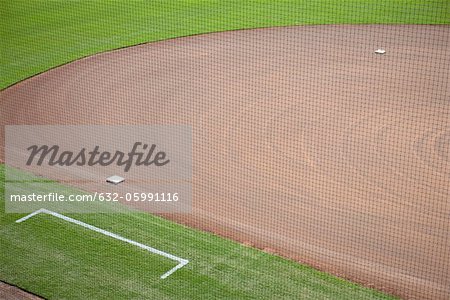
[[16, 209, 189, 279]]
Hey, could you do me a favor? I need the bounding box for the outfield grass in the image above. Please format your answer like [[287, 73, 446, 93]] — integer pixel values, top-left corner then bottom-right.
[[1, 0, 449, 89], [0, 165, 397, 299]]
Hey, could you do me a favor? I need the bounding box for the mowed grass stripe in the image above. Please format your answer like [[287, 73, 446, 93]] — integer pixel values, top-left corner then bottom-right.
[[2, 0, 449, 89]]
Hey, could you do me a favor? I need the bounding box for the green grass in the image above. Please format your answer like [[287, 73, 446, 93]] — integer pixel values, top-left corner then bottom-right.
[[1, 0, 449, 89], [0, 165, 396, 299]]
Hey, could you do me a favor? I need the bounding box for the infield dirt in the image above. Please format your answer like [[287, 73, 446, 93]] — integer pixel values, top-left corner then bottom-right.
[[1, 25, 449, 299]]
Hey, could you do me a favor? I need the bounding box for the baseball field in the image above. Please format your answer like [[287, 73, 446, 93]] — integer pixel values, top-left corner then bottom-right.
[[1, 1, 449, 299]]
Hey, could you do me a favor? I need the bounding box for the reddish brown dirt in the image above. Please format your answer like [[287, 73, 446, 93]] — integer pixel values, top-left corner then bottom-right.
[[1, 25, 449, 299], [0, 282, 43, 300]]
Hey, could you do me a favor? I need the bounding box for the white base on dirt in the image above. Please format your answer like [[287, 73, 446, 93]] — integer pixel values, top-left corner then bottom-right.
[[106, 175, 125, 184], [375, 49, 386, 54]]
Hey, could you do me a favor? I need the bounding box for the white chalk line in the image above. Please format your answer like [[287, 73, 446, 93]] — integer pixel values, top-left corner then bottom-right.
[[16, 209, 189, 279]]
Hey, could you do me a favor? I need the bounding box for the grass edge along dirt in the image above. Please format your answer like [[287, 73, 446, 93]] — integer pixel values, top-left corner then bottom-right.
[[0, 165, 396, 299], [2, 0, 449, 89]]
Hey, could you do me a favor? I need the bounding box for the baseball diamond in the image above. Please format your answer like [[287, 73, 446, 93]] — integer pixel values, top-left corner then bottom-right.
[[1, 25, 449, 299], [2, 1, 450, 299]]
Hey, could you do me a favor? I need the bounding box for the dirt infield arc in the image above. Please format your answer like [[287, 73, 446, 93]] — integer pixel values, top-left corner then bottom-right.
[[1, 25, 449, 299]]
